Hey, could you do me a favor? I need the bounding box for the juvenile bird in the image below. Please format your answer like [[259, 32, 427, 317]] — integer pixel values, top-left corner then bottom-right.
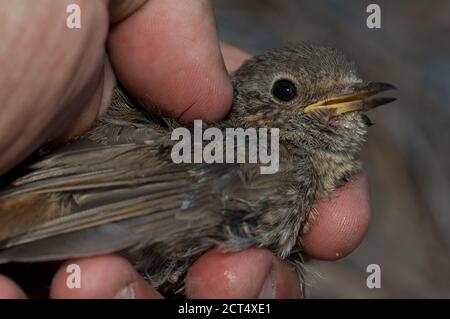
[[0, 43, 395, 296]]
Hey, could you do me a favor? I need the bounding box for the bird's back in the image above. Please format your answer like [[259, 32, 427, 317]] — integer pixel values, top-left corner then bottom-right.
[[0, 87, 303, 294]]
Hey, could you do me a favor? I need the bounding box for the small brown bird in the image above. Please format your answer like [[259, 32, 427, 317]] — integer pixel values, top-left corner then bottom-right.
[[0, 43, 395, 296]]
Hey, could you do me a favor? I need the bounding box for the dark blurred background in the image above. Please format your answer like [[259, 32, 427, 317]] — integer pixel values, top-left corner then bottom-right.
[[213, 0, 450, 298]]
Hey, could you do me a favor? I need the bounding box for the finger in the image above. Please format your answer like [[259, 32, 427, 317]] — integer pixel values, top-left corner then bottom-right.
[[302, 172, 371, 260], [220, 42, 252, 73], [50, 254, 162, 299], [0, 275, 27, 299], [108, 0, 232, 122], [185, 248, 301, 299]]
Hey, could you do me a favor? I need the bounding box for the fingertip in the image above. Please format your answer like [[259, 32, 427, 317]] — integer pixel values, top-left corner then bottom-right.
[[108, 0, 233, 123], [185, 248, 301, 299], [0, 275, 27, 299], [50, 254, 162, 299], [302, 173, 371, 260], [185, 248, 273, 298]]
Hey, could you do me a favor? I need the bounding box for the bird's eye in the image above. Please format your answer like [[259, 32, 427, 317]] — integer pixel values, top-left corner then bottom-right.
[[271, 79, 297, 102]]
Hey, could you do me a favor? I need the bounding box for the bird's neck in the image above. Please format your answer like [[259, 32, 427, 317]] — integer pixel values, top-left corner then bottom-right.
[[307, 148, 361, 196], [279, 139, 359, 205]]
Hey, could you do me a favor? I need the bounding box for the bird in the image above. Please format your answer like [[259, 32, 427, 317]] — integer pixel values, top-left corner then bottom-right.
[[0, 43, 396, 297]]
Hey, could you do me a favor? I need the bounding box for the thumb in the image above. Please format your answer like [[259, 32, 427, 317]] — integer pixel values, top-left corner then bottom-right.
[[108, 0, 233, 123]]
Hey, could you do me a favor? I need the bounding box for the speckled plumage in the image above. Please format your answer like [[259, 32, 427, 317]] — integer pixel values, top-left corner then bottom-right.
[[0, 43, 394, 296]]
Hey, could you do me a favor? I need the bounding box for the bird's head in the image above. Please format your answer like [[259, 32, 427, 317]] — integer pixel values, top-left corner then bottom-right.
[[229, 43, 396, 157]]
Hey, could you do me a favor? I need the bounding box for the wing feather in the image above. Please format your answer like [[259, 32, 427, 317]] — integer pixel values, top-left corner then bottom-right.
[[0, 87, 296, 264]]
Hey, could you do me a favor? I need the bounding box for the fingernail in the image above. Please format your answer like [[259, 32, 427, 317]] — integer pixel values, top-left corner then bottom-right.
[[257, 271, 275, 299], [114, 284, 136, 299]]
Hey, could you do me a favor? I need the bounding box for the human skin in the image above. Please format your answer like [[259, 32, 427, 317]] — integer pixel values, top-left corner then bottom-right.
[[0, 0, 370, 298]]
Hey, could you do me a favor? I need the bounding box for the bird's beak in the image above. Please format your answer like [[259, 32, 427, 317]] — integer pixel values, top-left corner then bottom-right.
[[303, 82, 397, 115]]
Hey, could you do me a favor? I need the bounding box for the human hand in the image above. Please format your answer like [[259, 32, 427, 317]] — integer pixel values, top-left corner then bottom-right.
[[0, 0, 370, 298]]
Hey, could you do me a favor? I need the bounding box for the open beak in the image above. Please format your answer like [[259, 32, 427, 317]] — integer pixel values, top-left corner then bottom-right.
[[304, 82, 397, 115]]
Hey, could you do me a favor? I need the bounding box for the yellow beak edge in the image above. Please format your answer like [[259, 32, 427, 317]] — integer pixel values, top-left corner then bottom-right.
[[304, 82, 397, 115]]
